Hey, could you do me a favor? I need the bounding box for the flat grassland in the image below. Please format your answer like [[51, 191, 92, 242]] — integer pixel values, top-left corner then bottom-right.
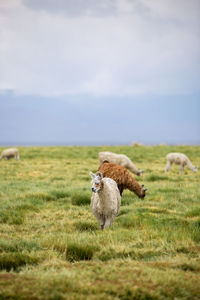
[[0, 146, 199, 300]]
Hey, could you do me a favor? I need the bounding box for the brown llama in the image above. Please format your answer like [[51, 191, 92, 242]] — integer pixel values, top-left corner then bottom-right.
[[98, 161, 147, 199]]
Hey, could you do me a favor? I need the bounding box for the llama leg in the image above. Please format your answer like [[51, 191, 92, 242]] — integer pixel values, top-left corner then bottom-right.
[[104, 217, 111, 229], [182, 166, 185, 174], [165, 162, 171, 173], [179, 165, 184, 175], [100, 215, 106, 230], [118, 185, 124, 195]]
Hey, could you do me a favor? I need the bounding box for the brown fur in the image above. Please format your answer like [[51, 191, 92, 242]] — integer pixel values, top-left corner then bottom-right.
[[98, 161, 146, 199]]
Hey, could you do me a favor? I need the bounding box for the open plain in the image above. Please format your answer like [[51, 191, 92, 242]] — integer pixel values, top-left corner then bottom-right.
[[0, 145, 199, 300]]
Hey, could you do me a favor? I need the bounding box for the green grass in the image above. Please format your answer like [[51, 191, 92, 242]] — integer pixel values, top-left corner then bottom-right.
[[66, 242, 97, 262], [0, 145, 199, 299], [0, 253, 39, 271]]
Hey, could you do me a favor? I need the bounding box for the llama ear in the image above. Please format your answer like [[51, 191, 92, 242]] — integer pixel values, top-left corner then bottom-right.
[[97, 171, 103, 179], [90, 172, 95, 179], [141, 184, 147, 191]]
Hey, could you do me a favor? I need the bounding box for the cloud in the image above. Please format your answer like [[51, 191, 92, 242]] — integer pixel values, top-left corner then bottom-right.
[[22, 0, 117, 17], [0, 0, 199, 97]]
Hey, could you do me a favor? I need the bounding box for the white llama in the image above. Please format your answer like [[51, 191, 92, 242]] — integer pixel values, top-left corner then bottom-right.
[[98, 152, 143, 176], [165, 152, 198, 174], [90, 171, 121, 230], [0, 148, 20, 161]]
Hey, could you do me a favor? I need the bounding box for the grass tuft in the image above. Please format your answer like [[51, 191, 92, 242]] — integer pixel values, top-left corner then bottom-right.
[[74, 220, 98, 232], [175, 263, 200, 272], [50, 189, 70, 199], [0, 239, 39, 253], [0, 253, 39, 271], [0, 210, 24, 225], [118, 288, 159, 300], [66, 242, 97, 262], [118, 207, 132, 216], [146, 174, 168, 181], [71, 190, 91, 206], [26, 192, 55, 201], [121, 196, 133, 206], [117, 215, 142, 228], [185, 207, 200, 217], [190, 220, 200, 242]]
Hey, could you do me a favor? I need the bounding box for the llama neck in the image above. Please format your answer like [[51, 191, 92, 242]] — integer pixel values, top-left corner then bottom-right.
[[186, 159, 195, 170], [128, 164, 139, 175], [126, 176, 143, 197], [98, 183, 110, 203]]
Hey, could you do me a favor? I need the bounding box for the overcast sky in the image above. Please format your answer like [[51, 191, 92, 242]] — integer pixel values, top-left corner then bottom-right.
[[0, 0, 200, 145]]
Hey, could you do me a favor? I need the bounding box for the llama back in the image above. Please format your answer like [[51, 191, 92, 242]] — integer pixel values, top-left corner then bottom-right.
[[99, 152, 121, 164], [166, 152, 197, 173], [167, 153, 194, 167], [98, 151, 142, 176], [0, 148, 19, 160], [98, 161, 146, 198]]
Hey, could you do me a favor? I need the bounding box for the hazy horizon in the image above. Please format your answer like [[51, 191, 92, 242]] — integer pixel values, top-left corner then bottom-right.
[[0, 0, 199, 145]]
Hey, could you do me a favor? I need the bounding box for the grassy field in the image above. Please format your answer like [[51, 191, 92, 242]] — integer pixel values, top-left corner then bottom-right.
[[0, 145, 199, 300]]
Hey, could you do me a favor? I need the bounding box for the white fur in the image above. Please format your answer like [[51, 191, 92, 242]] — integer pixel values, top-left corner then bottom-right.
[[0, 148, 20, 161], [90, 174, 121, 230], [98, 151, 143, 176], [165, 152, 198, 174]]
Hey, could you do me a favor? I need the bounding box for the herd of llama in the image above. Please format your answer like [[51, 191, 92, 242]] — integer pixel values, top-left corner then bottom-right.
[[1, 147, 198, 230]]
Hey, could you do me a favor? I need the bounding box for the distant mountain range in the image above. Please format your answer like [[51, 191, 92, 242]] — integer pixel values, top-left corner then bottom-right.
[[0, 93, 199, 146]]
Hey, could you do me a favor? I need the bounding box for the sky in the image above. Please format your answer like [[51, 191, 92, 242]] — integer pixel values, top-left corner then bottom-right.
[[0, 0, 200, 145]]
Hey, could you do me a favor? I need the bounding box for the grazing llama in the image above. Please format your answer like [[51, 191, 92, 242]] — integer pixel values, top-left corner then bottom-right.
[[98, 151, 143, 176], [98, 161, 147, 198], [165, 152, 198, 174], [0, 148, 20, 161], [90, 171, 121, 230]]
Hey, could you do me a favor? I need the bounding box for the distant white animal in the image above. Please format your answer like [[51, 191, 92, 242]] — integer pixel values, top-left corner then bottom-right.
[[90, 171, 121, 230], [98, 151, 143, 176], [165, 152, 198, 174], [0, 148, 20, 161]]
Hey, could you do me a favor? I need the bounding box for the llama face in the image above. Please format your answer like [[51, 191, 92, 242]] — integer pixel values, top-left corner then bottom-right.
[[140, 184, 148, 199], [90, 172, 103, 193], [193, 166, 198, 173]]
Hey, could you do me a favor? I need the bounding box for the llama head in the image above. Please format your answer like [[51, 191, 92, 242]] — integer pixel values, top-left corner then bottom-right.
[[140, 184, 148, 199], [90, 171, 104, 193], [137, 169, 143, 176], [193, 166, 198, 173]]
